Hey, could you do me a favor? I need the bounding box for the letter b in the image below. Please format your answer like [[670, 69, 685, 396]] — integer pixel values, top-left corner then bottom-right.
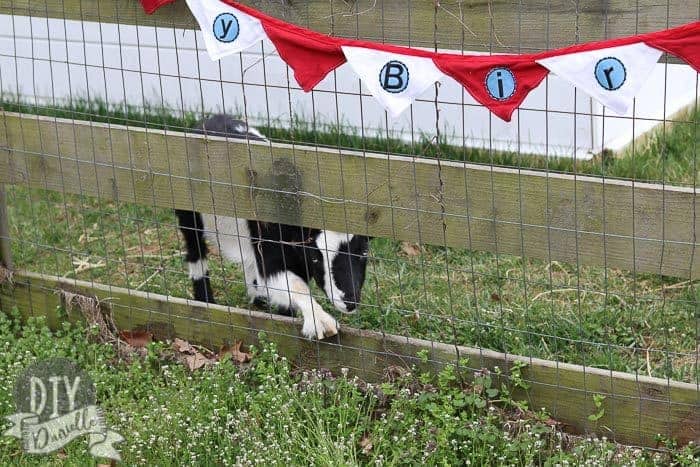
[[380, 61, 409, 93]]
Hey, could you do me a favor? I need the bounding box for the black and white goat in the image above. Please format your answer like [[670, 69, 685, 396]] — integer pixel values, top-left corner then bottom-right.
[[175, 115, 370, 340]]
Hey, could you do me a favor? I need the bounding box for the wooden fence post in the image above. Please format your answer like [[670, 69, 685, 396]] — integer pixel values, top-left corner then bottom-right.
[[0, 184, 11, 269], [0, 105, 11, 269]]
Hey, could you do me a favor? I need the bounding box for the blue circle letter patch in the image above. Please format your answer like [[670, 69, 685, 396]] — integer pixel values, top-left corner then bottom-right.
[[213, 13, 240, 43], [594, 57, 626, 91], [379, 61, 409, 93], [485, 67, 516, 100]]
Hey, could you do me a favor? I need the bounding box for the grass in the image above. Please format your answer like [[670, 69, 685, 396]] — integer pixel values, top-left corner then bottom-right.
[[0, 311, 697, 465], [0, 98, 698, 385]]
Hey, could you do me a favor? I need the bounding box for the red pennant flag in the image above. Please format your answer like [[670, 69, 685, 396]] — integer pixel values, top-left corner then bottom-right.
[[262, 24, 346, 91], [233, 2, 346, 91], [533, 21, 700, 75], [434, 54, 549, 122], [140, 0, 176, 14], [644, 21, 700, 73]]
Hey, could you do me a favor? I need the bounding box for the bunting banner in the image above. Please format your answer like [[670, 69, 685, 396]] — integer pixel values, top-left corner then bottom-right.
[[537, 43, 664, 116], [342, 46, 445, 117], [140, 0, 700, 122], [433, 54, 550, 122], [261, 18, 345, 92], [184, 0, 266, 60]]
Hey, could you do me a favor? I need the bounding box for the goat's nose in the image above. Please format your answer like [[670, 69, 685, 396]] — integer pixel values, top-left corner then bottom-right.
[[344, 301, 357, 312]]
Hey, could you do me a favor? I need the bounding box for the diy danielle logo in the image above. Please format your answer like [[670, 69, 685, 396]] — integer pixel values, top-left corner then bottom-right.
[[3, 358, 123, 460]]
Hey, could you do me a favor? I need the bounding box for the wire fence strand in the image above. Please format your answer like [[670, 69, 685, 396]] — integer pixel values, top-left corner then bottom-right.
[[0, 0, 697, 449]]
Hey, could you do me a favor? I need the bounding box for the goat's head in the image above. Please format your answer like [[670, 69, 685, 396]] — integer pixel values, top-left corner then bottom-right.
[[314, 232, 370, 313], [197, 114, 266, 141]]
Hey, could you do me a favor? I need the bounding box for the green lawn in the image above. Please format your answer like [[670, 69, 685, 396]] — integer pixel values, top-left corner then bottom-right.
[[0, 312, 697, 465], [1, 99, 698, 385]]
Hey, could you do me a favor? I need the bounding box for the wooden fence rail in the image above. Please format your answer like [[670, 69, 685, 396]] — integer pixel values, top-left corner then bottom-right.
[[1, 112, 698, 278], [1, 269, 697, 447]]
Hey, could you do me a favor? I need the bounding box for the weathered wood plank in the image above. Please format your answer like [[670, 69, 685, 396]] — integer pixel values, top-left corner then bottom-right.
[[0, 120, 11, 268], [0, 0, 696, 53], [1, 270, 697, 447], [0, 185, 11, 269], [1, 112, 698, 278]]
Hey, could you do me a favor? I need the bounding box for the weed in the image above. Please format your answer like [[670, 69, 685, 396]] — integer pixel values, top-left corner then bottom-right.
[[0, 310, 697, 465], [588, 393, 606, 423]]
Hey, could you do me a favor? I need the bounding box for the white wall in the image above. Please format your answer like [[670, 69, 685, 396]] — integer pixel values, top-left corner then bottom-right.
[[1, 14, 697, 160], [590, 64, 699, 152]]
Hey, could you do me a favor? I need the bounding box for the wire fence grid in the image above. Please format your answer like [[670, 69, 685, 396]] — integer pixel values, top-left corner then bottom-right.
[[0, 0, 697, 447]]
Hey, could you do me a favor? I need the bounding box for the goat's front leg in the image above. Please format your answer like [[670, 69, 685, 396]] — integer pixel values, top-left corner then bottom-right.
[[263, 271, 338, 340], [176, 210, 215, 303]]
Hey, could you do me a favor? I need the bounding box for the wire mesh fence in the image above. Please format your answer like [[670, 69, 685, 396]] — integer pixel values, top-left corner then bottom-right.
[[0, 0, 697, 447]]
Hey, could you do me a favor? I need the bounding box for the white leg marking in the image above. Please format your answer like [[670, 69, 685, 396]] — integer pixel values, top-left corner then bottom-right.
[[201, 215, 262, 299], [263, 271, 338, 340], [188, 259, 208, 280], [243, 258, 262, 302], [198, 215, 338, 339], [315, 230, 353, 312]]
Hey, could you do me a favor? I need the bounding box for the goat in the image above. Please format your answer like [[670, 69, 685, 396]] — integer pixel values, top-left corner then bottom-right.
[[175, 115, 370, 339]]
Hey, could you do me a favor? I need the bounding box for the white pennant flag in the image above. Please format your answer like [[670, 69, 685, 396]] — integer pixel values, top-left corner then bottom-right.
[[341, 46, 445, 118], [536, 42, 662, 115], [185, 0, 267, 60]]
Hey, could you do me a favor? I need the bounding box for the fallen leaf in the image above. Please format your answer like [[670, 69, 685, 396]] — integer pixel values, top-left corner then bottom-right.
[[359, 434, 373, 454], [56, 449, 67, 459], [400, 241, 421, 257], [184, 353, 211, 371], [218, 341, 252, 363], [543, 417, 560, 427], [171, 338, 215, 371], [490, 292, 501, 302], [384, 365, 409, 381], [173, 337, 195, 354], [119, 330, 153, 348]]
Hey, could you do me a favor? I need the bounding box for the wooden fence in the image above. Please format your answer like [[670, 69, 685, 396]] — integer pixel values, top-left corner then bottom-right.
[[0, 269, 697, 448], [0, 0, 697, 448], [1, 112, 697, 279]]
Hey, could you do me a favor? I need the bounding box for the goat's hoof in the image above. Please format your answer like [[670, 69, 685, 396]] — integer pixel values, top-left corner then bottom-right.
[[302, 313, 338, 340]]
